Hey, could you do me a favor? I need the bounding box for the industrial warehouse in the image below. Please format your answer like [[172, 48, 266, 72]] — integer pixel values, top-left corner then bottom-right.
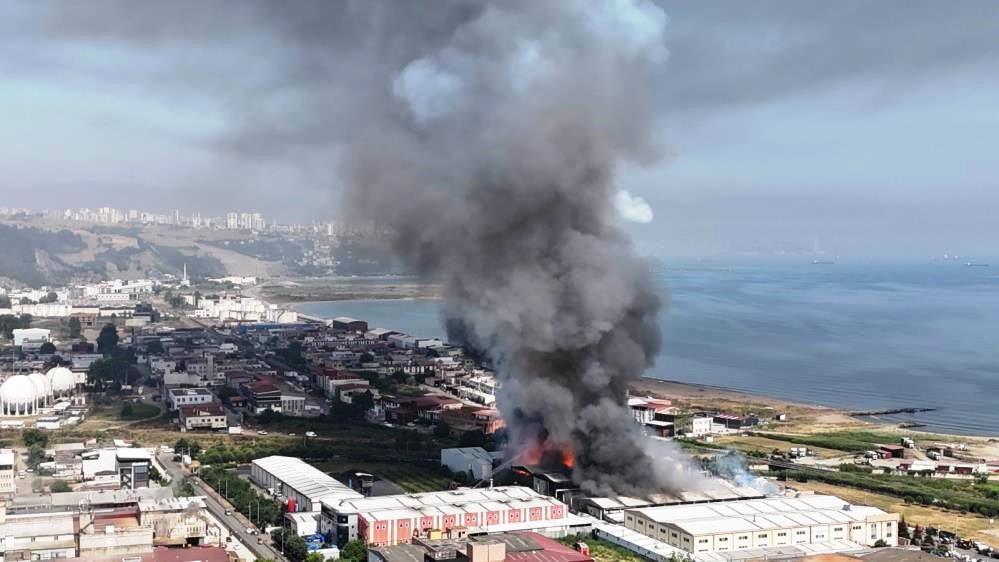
[[250, 455, 363, 513], [623, 494, 899, 555], [319, 486, 591, 547]]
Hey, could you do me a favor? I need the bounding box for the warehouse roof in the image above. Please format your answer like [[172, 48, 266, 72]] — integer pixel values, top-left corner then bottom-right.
[[628, 495, 890, 536], [582, 477, 763, 512], [326, 485, 557, 513], [252, 456, 362, 503]]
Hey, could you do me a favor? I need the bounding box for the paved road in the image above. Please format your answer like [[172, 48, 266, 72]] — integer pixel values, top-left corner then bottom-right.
[[158, 452, 285, 561]]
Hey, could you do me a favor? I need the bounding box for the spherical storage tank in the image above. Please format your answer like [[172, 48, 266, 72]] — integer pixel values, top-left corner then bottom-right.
[[1, 374, 38, 416], [47, 366, 76, 396], [28, 371, 52, 405]]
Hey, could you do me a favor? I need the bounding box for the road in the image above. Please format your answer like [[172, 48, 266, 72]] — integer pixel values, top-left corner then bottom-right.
[[158, 452, 285, 562]]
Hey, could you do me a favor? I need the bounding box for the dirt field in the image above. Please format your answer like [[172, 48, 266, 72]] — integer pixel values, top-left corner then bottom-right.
[[789, 480, 999, 548]]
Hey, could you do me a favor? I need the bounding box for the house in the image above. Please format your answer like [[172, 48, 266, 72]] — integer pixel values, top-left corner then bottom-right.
[[440, 406, 505, 435], [178, 403, 228, 431]]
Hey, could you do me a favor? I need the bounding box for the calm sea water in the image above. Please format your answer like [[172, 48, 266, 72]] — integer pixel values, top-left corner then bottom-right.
[[295, 262, 999, 436]]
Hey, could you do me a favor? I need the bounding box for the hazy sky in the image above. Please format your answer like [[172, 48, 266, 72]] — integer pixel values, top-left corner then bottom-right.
[[1, 1, 997, 258]]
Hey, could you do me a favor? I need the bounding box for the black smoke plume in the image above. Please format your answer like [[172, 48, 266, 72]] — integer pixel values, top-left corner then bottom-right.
[[335, 0, 700, 496]]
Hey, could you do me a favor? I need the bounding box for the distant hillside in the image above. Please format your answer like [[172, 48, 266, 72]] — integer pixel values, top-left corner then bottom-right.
[[0, 221, 230, 286], [0, 224, 85, 285]]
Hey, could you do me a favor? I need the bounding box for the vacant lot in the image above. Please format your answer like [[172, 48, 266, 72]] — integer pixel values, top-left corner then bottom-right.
[[791, 480, 999, 549], [714, 434, 846, 459]]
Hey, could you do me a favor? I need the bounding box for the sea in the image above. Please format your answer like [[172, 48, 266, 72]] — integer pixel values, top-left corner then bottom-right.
[[294, 262, 999, 437]]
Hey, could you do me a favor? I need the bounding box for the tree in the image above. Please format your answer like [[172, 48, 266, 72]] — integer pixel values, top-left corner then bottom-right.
[[340, 540, 368, 562], [359, 352, 375, 363], [38, 341, 56, 355], [271, 528, 308, 562], [146, 339, 164, 354], [305, 554, 326, 562], [873, 539, 887, 548], [122, 403, 135, 417], [353, 390, 375, 412], [459, 429, 486, 448], [26, 444, 47, 469], [39, 291, 58, 304], [50, 480, 71, 493], [0, 295, 10, 308], [433, 421, 451, 439], [97, 323, 119, 354], [22, 428, 49, 448], [68, 316, 81, 338]]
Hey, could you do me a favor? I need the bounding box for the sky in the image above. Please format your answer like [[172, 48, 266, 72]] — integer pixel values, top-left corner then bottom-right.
[[1, 1, 998, 259]]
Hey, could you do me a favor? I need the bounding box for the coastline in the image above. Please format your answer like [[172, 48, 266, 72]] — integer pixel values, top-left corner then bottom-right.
[[275, 292, 996, 445], [634, 376, 999, 452]]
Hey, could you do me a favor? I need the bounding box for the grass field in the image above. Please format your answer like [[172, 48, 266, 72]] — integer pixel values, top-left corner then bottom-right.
[[117, 403, 161, 420], [312, 461, 450, 493], [792, 480, 999, 548], [714, 434, 847, 459], [762, 430, 908, 453]]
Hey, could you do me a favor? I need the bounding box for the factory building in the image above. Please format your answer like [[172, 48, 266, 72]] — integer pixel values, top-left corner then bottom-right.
[[573, 478, 765, 524], [319, 486, 591, 548], [250, 455, 362, 513], [623, 494, 899, 555], [331, 316, 369, 332], [440, 447, 500, 481], [0, 488, 215, 560]]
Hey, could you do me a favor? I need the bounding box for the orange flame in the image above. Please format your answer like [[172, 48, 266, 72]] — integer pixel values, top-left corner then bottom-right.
[[516, 437, 575, 469]]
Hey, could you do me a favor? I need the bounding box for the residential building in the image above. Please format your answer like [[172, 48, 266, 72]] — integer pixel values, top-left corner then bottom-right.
[[0, 448, 15, 497], [165, 388, 214, 410], [178, 403, 228, 431]]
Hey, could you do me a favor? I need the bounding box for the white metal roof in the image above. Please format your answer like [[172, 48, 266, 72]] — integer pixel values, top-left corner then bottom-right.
[[252, 456, 362, 503], [628, 494, 890, 537]]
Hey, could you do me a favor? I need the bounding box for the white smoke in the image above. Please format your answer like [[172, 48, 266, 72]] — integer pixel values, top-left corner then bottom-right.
[[712, 451, 780, 496], [615, 190, 655, 223]]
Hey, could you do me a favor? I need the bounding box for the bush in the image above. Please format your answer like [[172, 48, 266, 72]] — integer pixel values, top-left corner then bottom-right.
[[50, 480, 71, 493]]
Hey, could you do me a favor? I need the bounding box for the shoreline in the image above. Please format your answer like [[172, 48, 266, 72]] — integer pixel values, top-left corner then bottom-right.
[[275, 295, 995, 443], [634, 376, 999, 444]]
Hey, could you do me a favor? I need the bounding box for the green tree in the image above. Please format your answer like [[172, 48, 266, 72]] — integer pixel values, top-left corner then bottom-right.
[[38, 341, 56, 355], [97, 323, 119, 354], [353, 390, 375, 412], [176, 478, 197, 497], [340, 540, 367, 562], [146, 338, 165, 354], [22, 428, 49, 448], [305, 553, 326, 562], [26, 444, 47, 469], [50, 480, 71, 493], [459, 430, 486, 448], [271, 528, 308, 562], [433, 421, 451, 439], [0, 295, 10, 308], [39, 291, 58, 303], [68, 316, 82, 338]]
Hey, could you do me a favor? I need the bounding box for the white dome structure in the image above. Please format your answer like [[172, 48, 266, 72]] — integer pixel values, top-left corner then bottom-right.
[[47, 366, 76, 397], [27, 372, 52, 406], [1, 375, 38, 416]]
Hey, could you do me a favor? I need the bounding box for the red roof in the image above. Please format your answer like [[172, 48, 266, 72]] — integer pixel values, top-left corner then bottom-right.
[[249, 381, 279, 394], [179, 403, 225, 417], [505, 533, 593, 562], [63, 546, 230, 562]]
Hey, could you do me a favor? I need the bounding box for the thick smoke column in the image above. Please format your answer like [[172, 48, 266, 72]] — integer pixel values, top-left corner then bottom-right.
[[339, 0, 696, 496]]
